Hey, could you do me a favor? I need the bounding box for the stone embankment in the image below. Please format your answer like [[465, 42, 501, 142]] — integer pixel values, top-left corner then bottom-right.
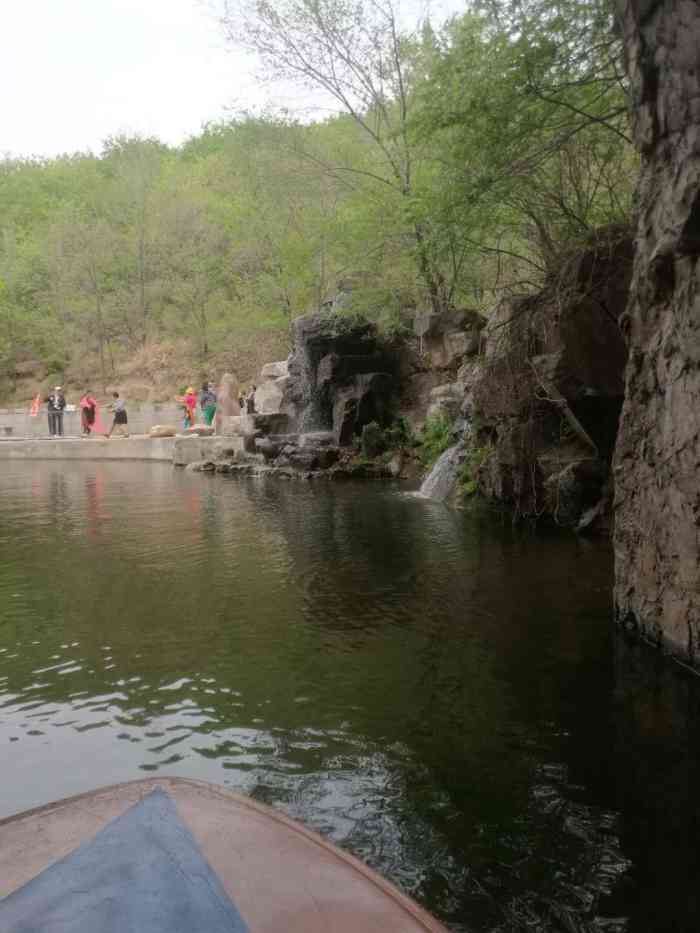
[[0, 437, 176, 462]]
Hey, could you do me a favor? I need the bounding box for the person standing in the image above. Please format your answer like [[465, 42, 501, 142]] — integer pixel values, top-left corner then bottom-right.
[[246, 385, 257, 414], [175, 387, 197, 429], [46, 386, 66, 437], [106, 392, 129, 438], [79, 391, 97, 436], [199, 381, 217, 426]]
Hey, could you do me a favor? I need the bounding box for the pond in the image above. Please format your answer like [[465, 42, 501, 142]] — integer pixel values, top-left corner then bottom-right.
[[0, 462, 698, 932]]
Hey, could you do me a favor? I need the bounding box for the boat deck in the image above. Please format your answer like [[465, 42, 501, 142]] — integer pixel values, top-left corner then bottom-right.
[[0, 777, 446, 932]]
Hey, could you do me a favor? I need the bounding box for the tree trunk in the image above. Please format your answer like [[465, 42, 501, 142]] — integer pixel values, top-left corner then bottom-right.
[[614, 0, 700, 662], [138, 224, 147, 345], [413, 223, 449, 314]]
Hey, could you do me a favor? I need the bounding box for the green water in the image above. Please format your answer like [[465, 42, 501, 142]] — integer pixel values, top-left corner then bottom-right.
[[1, 462, 698, 932]]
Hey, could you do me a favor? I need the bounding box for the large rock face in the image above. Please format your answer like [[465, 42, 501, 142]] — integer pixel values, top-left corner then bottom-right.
[[614, 0, 700, 661], [284, 313, 395, 444], [254, 361, 293, 416], [413, 308, 485, 370], [471, 227, 633, 528], [398, 308, 487, 427]]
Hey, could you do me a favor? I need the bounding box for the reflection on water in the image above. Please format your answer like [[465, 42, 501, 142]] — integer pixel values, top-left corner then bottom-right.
[[0, 463, 699, 931]]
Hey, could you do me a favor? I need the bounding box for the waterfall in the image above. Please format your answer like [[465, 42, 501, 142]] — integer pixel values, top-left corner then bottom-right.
[[418, 442, 465, 501]]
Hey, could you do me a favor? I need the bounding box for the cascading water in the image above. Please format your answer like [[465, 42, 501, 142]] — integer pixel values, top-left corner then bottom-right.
[[418, 441, 466, 501]]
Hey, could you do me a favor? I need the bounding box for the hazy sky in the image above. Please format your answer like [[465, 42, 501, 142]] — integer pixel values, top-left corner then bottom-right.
[[1, 0, 465, 159]]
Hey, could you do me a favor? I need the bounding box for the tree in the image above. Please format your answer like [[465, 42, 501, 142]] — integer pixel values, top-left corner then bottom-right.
[[413, 3, 634, 278], [102, 136, 170, 345], [156, 194, 232, 359], [220, 0, 451, 312]]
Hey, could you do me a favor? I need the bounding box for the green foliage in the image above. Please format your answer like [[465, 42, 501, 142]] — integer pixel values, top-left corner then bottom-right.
[[361, 417, 415, 460], [412, 3, 635, 290], [0, 0, 636, 398], [384, 417, 415, 450], [419, 414, 453, 467], [318, 308, 371, 337], [460, 445, 493, 497], [360, 422, 386, 459]]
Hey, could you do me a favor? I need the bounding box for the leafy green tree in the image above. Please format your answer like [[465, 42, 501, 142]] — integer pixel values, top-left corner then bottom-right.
[[221, 0, 453, 312]]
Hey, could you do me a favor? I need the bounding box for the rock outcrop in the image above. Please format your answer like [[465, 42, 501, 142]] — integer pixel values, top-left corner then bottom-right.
[[414, 308, 485, 370], [398, 308, 487, 428], [254, 361, 294, 416], [272, 313, 396, 444], [203, 312, 399, 478], [614, 0, 700, 662], [469, 227, 633, 529], [215, 373, 240, 436]]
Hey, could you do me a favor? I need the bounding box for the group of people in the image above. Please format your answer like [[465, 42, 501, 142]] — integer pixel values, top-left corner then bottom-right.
[[42, 387, 128, 438], [40, 378, 225, 438], [176, 382, 217, 429], [174, 380, 259, 427]]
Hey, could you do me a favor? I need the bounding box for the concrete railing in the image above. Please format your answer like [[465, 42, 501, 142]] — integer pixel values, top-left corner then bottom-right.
[[0, 403, 185, 438]]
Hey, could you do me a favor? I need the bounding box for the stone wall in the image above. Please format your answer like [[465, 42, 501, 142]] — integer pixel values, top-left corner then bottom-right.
[[0, 437, 176, 461], [614, 0, 700, 662]]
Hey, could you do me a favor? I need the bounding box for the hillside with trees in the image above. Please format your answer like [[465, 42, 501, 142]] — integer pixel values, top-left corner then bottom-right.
[[0, 0, 635, 403]]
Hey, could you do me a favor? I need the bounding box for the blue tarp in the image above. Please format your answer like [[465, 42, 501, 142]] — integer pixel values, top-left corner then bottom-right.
[[0, 788, 249, 932]]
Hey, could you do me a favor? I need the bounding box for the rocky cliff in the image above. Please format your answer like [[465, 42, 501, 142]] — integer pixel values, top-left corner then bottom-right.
[[614, 0, 700, 663], [463, 228, 633, 530]]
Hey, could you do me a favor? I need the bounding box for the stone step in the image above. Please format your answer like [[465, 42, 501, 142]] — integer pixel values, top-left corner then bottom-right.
[[298, 431, 335, 448]]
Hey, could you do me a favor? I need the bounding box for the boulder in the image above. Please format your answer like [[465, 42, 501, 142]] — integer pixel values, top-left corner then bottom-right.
[[254, 360, 295, 416], [254, 380, 284, 414], [215, 373, 240, 435], [426, 383, 463, 421], [245, 413, 290, 436], [414, 308, 486, 370], [260, 361, 289, 380], [256, 437, 285, 461], [149, 425, 178, 438]]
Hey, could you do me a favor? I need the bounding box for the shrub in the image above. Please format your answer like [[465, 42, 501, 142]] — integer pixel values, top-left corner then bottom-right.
[[460, 445, 493, 497], [360, 421, 386, 458], [360, 417, 416, 459], [419, 414, 453, 467], [383, 416, 415, 449]]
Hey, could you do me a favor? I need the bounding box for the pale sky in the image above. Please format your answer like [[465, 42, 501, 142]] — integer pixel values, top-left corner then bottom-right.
[[1, 0, 465, 158]]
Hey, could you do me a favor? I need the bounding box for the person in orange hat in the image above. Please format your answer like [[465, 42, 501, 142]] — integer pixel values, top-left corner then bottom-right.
[[175, 387, 197, 429]]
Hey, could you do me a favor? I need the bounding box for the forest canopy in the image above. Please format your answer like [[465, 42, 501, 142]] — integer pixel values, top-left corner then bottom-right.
[[0, 0, 635, 397]]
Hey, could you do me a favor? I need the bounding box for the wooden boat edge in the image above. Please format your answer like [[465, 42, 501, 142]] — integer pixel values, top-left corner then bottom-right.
[[0, 776, 448, 932]]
